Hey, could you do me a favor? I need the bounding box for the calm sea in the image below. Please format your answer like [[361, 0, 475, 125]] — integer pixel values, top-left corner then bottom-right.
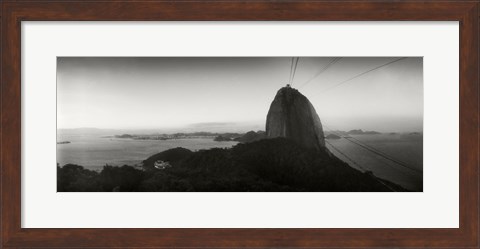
[[326, 133, 423, 191], [56, 135, 238, 169], [57, 133, 422, 191]]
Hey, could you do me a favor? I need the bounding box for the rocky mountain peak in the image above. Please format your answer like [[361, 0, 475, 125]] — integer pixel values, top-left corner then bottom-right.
[[265, 86, 326, 151]]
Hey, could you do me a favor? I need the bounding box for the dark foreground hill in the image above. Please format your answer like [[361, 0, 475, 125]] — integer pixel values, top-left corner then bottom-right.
[[57, 138, 405, 192]]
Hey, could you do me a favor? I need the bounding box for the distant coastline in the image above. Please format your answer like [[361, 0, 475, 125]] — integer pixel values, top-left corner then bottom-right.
[[107, 131, 267, 143], [106, 129, 422, 142], [109, 132, 244, 141]]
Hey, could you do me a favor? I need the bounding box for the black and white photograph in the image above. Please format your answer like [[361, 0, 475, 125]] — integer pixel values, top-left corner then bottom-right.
[[56, 57, 423, 192]]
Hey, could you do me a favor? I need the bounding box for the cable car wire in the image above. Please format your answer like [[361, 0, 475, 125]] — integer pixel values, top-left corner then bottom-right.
[[323, 125, 421, 175], [317, 57, 407, 95], [288, 57, 295, 84], [290, 57, 300, 86], [298, 57, 342, 89], [325, 138, 396, 191]]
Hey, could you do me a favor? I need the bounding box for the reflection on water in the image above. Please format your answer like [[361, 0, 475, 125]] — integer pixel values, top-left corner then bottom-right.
[[326, 133, 422, 191], [57, 133, 422, 191]]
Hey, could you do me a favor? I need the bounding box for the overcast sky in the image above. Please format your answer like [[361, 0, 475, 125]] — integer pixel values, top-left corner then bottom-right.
[[57, 57, 422, 133]]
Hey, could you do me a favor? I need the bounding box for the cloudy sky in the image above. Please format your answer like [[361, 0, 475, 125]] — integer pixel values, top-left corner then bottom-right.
[[57, 57, 422, 133]]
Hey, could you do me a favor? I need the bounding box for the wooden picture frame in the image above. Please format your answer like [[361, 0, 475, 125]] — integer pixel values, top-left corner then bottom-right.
[[1, 0, 478, 248]]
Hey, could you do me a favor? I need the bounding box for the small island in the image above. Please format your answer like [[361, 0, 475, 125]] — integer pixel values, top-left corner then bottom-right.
[[325, 134, 341, 140], [213, 135, 233, 141], [347, 129, 381, 135]]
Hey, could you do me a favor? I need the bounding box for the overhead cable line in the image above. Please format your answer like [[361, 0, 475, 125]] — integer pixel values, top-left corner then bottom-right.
[[323, 125, 421, 175], [325, 137, 396, 191], [346, 135, 415, 169], [343, 137, 422, 174], [325, 139, 366, 172], [317, 57, 407, 95], [326, 127, 421, 174], [298, 57, 342, 89], [288, 57, 295, 85], [290, 57, 300, 86]]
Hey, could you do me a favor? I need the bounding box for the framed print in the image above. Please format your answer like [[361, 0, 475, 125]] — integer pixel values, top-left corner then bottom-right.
[[55, 56, 423, 193], [1, 0, 479, 248]]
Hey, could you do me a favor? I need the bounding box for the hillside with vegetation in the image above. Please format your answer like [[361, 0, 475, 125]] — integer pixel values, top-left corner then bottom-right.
[[57, 138, 404, 192]]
